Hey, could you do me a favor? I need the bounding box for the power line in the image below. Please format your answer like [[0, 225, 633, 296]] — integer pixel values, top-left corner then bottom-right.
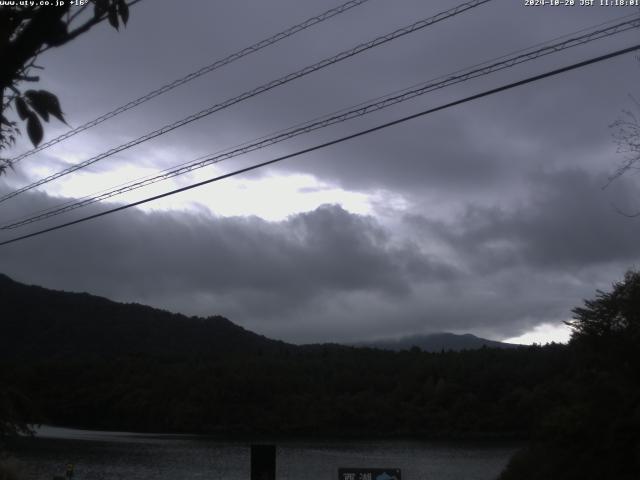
[[1, 43, 637, 248], [7, 11, 635, 229], [6, 0, 374, 164], [0, 0, 493, 205], [3, 15, 638, 230], [7, 10, 634, 228]]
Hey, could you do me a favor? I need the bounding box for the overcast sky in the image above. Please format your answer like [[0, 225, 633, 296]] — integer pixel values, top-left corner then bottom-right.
[[1, 0, 639, 344]]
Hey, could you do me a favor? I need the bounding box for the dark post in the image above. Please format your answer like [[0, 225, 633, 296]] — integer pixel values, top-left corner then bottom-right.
[[251, 444, 276, 480]]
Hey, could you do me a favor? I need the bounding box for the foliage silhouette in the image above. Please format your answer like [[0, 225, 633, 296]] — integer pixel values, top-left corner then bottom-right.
[[1, 271, 638, 480], [0, 0, 137, 173], [500, 270, 640, 479]]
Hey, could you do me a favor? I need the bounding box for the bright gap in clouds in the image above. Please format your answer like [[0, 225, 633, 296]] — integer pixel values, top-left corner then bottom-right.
[[36, 159, 385, 221], [503, 322, 573, 345], [150, 172, 376, 221]]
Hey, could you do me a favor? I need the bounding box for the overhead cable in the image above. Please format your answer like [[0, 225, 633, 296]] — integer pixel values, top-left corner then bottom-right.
[[3, 15, 638, 230], [6, 0, 374, 164], [1, 43, 638, 247], [0, 0, 493, 204]]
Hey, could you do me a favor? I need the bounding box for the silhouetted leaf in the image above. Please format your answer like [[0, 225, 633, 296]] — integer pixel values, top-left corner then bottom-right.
[[25, 91, 49, 122], [24, 90, 66, 124], [15, 97, 30, 120], [108, 4, 119, 30], [94, 0, 108, 18], [117, 0, 129, 25], [26, 114, 43, 147]]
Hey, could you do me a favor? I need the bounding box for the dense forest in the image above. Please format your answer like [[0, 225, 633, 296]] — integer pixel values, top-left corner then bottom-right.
[[2, 343, 569, 437], [1, 271, 639, 478]]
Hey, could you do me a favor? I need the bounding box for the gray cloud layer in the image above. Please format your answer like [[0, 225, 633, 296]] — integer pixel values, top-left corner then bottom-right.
[[2, 164, 640, 343], [1, 1, 640, 343]]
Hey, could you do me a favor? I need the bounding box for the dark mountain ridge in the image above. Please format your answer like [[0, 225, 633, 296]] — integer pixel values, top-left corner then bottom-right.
[[2, 273, 638, 479], [1, 273, 519, 360], [0, 273, 287, 360]]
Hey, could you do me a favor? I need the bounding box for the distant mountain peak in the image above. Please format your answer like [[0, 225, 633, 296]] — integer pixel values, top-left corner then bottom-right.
[[351, 332, 519, 352]]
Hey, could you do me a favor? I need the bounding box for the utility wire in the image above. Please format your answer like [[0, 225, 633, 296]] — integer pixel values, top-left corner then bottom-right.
[[8, 11, 635, 228], [11, 10, 636, 229], [3, 13, 637, 230], [3, 15, 638, 230], [0, 0, 493, 205], [6, 0, 374, 164], [1, 43, 638, 248], [3, 15, 637, 227]]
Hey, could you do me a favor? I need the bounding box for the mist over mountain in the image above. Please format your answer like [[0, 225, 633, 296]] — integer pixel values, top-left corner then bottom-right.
[[0, 273, 516, 358], [353, 332, 520, 352], [2, 269, 558, 439], [2, 270, 639, 480]]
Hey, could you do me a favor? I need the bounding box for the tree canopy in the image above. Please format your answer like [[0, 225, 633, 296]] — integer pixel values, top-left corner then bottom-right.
[[0, 0, 138, 174], [500, 270, 640, 479], [568, 269, 640, 341]]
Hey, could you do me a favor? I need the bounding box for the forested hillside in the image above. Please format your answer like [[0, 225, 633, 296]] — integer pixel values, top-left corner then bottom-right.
[[1, 272, 639, 478], [0, 274, 286, 360], [0, 273, 565, 437]]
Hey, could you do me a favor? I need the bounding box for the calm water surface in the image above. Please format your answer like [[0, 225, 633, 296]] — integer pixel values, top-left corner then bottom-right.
[[7, 426, 518, 480]]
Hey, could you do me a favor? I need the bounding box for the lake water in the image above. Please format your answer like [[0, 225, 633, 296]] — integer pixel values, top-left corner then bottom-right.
[[6, 426, 518, 480]]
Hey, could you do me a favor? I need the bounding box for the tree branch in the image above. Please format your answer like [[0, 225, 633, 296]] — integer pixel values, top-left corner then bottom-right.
[[38, 0, 144, 54]]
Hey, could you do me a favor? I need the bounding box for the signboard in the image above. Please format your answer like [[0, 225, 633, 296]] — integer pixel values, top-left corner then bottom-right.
[[338, 468, 401, 480], [251, 445, 275, 480]]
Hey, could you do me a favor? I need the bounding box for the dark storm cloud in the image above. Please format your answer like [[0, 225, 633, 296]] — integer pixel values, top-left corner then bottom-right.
[[248, 1, 639, 192], [2, 1, 640, 343], [0, 188, 456, 341], [2, 166, 639, 343], [8, 0, 638, 187], [410, 169, 640, 273], [278, 49, 639, 194]]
